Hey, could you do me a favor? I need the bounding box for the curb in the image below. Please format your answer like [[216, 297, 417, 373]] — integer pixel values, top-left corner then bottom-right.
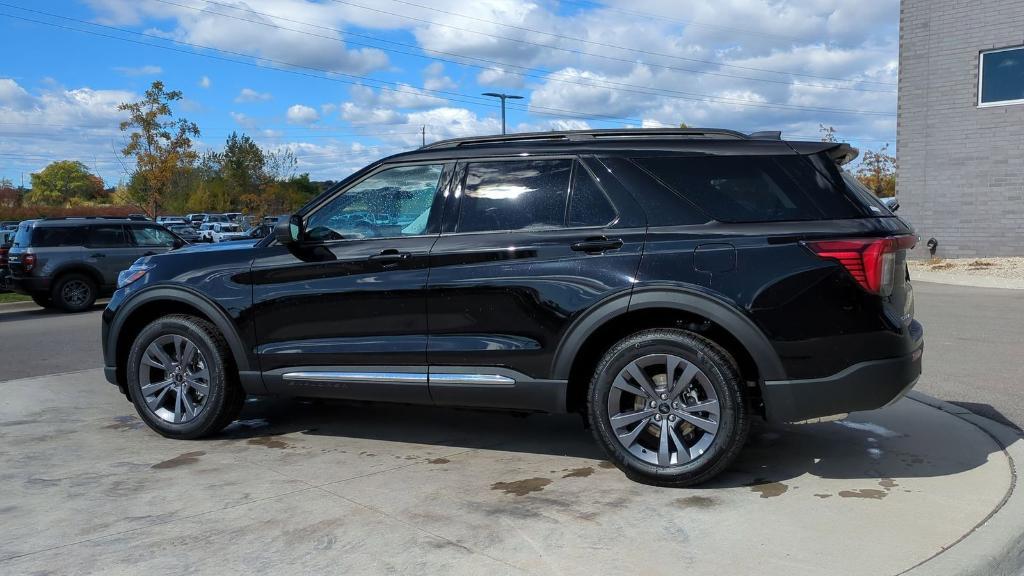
[[902, 391, 1024, 576], [0, 300, 40, 313]]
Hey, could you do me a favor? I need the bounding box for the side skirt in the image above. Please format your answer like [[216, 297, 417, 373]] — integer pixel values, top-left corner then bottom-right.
[[261, 366, 567, 413]]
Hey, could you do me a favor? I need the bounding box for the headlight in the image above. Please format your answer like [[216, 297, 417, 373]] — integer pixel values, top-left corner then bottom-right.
[[117, 263, 153, 289]]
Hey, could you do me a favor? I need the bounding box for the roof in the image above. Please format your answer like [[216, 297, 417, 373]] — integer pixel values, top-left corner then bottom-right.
[[31, 216, 150, 227]]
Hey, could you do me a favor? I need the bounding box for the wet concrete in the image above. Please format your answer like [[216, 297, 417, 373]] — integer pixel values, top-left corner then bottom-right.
[[0, 369, 1016, 576]]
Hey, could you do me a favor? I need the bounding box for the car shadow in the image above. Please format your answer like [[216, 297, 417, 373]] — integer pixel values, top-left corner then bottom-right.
[[948, 401, 1023, 433], [0, 302, 106, 321], [214, 395, 1012, 489]]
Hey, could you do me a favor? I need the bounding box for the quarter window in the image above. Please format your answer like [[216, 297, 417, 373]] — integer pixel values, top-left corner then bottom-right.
[[980, 47, 1024, 106], [306, 164, 443, 241], [569, 164, 617, 227], [31, 226, 86, 247], [457, 159, 572, 233]]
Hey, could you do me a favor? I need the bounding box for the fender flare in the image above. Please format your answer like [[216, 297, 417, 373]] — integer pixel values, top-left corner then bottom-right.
[[549, 284, 786, 382], [50, 263, 106, 289], [107, 285, 253, 374]]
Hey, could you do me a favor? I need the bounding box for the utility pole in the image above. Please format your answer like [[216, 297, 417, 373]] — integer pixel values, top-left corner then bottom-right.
[[482, 92, 523, 135], [421, 125, 426, 147]]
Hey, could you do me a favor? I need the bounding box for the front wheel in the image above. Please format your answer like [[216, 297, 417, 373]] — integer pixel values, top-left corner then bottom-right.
[[126, 314, 244, 439], [588, 329, 749, 487]]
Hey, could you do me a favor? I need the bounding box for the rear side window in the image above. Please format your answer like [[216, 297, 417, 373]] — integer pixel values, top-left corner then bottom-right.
[[87, 225, 127, 247], [130, 225, 176, 247], [12, 223, 32, 247], [569, 164, 617, 227], [31, 226, 87, 247], [634, 155, 865, 223], [457, 159, 572, 233]]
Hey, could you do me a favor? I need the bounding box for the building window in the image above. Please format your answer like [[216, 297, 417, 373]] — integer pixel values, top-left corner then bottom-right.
[[979, 47, 1024, 107]]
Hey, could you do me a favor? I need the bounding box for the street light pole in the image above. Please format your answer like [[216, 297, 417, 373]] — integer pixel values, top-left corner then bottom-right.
[[482, 92, 523, 135]]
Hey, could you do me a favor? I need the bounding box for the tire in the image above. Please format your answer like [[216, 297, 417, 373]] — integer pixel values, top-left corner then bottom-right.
[[588, 329, 749, 487], [32, 294, 56, 308], [51, 273, 97, 312], [126, 314, 245, 439]]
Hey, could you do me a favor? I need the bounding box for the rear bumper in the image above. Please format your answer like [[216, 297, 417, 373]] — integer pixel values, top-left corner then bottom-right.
[[762, 321, 923, 422], [10, 276, 51, 295]]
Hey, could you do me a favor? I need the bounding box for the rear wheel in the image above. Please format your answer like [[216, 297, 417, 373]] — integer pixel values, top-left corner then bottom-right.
[[51, 273, 96, 312], [126, 314, 244, 439], [588, 329, 749, 487]]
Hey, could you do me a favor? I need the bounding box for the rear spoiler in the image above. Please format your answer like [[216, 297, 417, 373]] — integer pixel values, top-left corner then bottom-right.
[[827, 143, 859, 166]]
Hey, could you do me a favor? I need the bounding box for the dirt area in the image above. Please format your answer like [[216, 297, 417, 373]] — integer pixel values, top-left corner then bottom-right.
[[907, 256, 1024, 289]]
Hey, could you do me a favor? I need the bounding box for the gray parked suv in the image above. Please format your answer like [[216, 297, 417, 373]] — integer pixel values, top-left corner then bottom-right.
[[8, 217, 184, 311]]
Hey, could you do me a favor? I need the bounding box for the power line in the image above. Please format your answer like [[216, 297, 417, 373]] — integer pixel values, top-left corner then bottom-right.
[[373, 0, 896, 89], [147, 0, 895, 116]]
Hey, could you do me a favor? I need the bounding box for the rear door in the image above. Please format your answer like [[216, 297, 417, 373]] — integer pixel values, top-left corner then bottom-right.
[[84, 224, 136, 288], [425, 156, 645, 411]]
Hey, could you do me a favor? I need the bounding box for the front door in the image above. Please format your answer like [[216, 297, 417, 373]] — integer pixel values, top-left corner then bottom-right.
[[251, 162, 450, 402], [84, 224, 138, 289]]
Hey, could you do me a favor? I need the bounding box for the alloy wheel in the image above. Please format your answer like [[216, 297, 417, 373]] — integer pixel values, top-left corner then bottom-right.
[[137, 334, 211, 424], [61, 279, 90, 307], [606, 353, 720, 467]]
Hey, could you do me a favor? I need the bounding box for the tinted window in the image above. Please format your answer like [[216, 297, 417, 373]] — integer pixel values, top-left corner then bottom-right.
[[32, 226, 87, 247], [306, 164, 443, 241], [569, 163, 616, 227], [87, 225, 127, 247], [981, 47, 1024, 105], [12, 223, 31, 247], [634, 155, 864, 223], [457, 159, 572, 233], [130, 225, 176, 247]]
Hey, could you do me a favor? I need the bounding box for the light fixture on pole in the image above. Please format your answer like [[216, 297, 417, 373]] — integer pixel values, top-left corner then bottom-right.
[[482, 92, 523, 135]]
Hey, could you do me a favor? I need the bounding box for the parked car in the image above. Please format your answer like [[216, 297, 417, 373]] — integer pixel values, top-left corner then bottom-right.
[[198, 222, 246, 243], [241, 223, 273, 240], [1, 220, 20, 230], [202, 214, 232, 225], [224, 212, 243, 222], [8, 217, 184, 311], [0, 228, 14, 291], [186, 213, 207, 228], [167, 224, 201, 243], [101, 128, 923, 486], [157, 216, 190, 227]]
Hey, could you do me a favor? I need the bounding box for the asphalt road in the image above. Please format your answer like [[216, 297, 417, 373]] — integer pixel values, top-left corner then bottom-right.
[[1, 281, 1021, 428]]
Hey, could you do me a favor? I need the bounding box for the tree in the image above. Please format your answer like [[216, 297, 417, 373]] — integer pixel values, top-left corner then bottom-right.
[[219, 132, 267, 203], [118, 81, 200, 217], [26, 161, 104, 206], [0, 178, 20, 209], [857, 144, 897, 198], [819, 124, 838, 143]]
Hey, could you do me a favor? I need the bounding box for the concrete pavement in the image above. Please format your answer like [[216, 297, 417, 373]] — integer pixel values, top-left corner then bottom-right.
[[0, 368, 1020, 576]]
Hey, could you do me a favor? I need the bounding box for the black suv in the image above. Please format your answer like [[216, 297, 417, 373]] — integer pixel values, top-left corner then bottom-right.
[[101, 129, 923, 486], [9, 217, 184, 311]]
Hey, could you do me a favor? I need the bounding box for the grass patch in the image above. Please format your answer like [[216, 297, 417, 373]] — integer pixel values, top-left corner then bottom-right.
[[0, 292, 30, 304]]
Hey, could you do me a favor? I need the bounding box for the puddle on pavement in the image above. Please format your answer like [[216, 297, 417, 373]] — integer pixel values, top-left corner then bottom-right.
[[676, 495, 716, 508], [562, 467, 593, 478], [428, 457, 450, 464], [838, 489, 888, 500], [491, 477, 552, 496], [105, 415, 145, 431], [598, 461, 616, 469], [247, 436, 289, 449], [747, 479, 789, 498], [152, 451, 205, 469]]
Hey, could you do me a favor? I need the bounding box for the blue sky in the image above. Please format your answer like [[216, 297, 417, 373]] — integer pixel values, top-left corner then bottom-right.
[[0, 0, 900, 186]]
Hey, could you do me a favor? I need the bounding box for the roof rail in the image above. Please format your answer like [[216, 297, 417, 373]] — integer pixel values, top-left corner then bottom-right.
[[421, 128, 750, 150]]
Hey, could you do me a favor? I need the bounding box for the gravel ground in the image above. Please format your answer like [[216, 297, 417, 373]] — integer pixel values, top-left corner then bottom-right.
[[908, 256, 1024, 289]]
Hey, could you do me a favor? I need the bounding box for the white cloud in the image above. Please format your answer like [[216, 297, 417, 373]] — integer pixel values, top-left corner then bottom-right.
[[230, 111, 258, 129], [350, 84, 446, 110], [477, 67, 525, 89], [423, 62, 457, 91], [286, 104, 319, 125], [114, 65, 162, 76], [235, 88, 273, 103], [199, 75, 211, 89]]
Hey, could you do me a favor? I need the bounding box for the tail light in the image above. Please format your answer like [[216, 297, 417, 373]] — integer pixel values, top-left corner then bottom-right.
[[22, 253, 36, 272], [803, 235, 916, 296]]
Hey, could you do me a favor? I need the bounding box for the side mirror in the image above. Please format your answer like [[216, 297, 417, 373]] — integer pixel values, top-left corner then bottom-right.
[[274, 214, 304, 245]]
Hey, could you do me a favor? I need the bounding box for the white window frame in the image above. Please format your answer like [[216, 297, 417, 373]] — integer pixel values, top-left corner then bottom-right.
[[978, 46, 1024, 108]]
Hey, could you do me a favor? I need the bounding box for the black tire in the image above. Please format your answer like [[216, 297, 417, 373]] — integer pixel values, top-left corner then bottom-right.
[[51, 273, 97, 312], [32, 294, 56, 308], [126, 314, 245, 439], [588, 329, 749, 487]]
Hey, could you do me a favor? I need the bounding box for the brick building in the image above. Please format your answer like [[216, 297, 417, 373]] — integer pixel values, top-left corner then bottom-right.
[[898, 0, 1024, 257]]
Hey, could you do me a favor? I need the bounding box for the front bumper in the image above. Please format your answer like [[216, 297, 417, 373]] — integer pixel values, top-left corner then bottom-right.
[[762, 320, 924, 423]]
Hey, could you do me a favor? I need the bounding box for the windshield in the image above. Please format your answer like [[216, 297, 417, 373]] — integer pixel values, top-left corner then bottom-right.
[[220, 225, 241, 232]]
